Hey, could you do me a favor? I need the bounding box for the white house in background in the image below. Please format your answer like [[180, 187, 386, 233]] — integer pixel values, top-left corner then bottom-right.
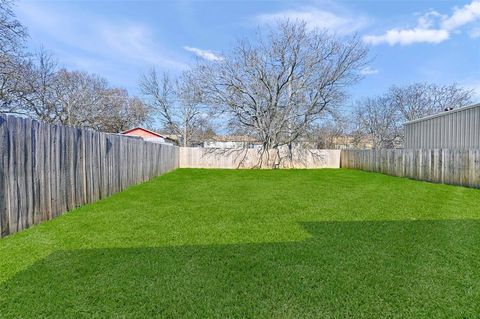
[[203, 135, 262, 149], [120, 127, 178, 145], [404, 103, 480, 149]]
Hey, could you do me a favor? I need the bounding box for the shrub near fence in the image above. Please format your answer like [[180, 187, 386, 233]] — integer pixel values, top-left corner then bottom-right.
[[341, 149, 480, 189], [0, 115, 180, 238]]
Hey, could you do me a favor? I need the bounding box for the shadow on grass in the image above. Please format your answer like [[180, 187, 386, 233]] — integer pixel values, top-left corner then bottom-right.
[[1, 220, 479, 318]]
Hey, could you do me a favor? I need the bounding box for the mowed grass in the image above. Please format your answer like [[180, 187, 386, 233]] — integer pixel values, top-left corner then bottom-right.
[[1, 169, 480, 318]]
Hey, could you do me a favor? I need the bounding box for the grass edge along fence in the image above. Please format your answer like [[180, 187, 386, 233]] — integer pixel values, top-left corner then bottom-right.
[[0, 115, 180, 238], [341, 149, 480, 189]]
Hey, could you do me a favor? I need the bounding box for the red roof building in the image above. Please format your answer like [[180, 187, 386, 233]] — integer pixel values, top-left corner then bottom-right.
[[120, 127, 177, 145]]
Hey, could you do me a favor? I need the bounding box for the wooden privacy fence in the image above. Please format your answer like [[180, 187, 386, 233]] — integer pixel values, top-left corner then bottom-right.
[[341, 149, 480, 188], [0, 115, 180, 237], [180, 147, 341, 169], [2, 113, 480, 238]]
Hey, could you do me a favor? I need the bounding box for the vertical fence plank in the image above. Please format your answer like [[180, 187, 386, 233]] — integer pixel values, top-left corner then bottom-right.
[[0, 115, 180, 238], [340, 148, 480, 189], [31, 119, 41, 224], [0, 116, 7, 237]]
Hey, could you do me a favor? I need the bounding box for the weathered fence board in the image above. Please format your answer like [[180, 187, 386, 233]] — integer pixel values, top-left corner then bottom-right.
[[0, 115, 180, 238], [0, 116, 6, 237], [341, 149, 480, 188], [179, 147, 341, 169]]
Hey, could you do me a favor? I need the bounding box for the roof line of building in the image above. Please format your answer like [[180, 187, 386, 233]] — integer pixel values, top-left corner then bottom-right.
[[121, 127, 167, 138], [404, 102, 480, 126]]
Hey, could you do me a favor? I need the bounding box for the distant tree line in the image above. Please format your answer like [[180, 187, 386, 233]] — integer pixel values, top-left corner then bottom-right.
[[140, 21, 475, 161], [1, 0, 475, 155], [0, 0, 148, 132], [142, 20, 369, 166], [140, 69, 214, 147], [351, 83, 474, 149]]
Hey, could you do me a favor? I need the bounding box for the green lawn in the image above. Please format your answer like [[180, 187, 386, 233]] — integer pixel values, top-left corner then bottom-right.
[[1, 169, 480, 318]]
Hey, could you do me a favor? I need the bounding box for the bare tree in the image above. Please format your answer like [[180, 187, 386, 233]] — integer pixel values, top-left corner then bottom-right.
[[0, 0, 26, 57], [0, 1, 148, 132], [310, 114, 349, 149], [140, 68, 207, 146], [19, 48, 60, 121], [197, 20, 368, 167], [352, 96, 402, 149], [52, 69, 108, 126], [195, 117, 217, 142], [390, 83, 473, 121], [0, 54, 29, 113], [21, 61, 148, 132], [352, 82, 474, 149], [50, 70, 149, 132], [0, 0, 29, 114], [97, 88, 149, 133]]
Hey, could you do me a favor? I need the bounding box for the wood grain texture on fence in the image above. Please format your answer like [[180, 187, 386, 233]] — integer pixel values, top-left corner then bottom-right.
[[340, 149, 480, 188], [180, 147, 341, 169], [0, 115, 180, 237]]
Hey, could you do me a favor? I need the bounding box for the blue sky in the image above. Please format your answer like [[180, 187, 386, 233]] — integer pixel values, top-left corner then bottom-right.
[[15, 0, 480, 104]]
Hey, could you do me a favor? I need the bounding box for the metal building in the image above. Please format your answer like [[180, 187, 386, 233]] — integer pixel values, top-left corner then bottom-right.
[[404, 103, 480, 149]]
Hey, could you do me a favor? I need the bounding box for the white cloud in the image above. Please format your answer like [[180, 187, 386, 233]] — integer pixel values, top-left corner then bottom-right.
[[364, 0, 480, 46], [256, 7, 369, 35], [359, 66, 379, 75], [442, 0, 480, 30], [363, 28, 449, 46], [417, 10, 445, 29], [183, 46, 223, 61]]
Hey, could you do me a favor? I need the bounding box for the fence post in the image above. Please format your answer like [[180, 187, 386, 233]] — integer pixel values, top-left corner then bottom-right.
[[0, 115, 7, 237]]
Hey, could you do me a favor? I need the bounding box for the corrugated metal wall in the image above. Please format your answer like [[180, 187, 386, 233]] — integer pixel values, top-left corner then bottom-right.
[[404, 103, 480, 149]]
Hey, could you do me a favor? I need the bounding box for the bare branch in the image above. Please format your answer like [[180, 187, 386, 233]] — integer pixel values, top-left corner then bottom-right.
[[197, 20, 368, 167]]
